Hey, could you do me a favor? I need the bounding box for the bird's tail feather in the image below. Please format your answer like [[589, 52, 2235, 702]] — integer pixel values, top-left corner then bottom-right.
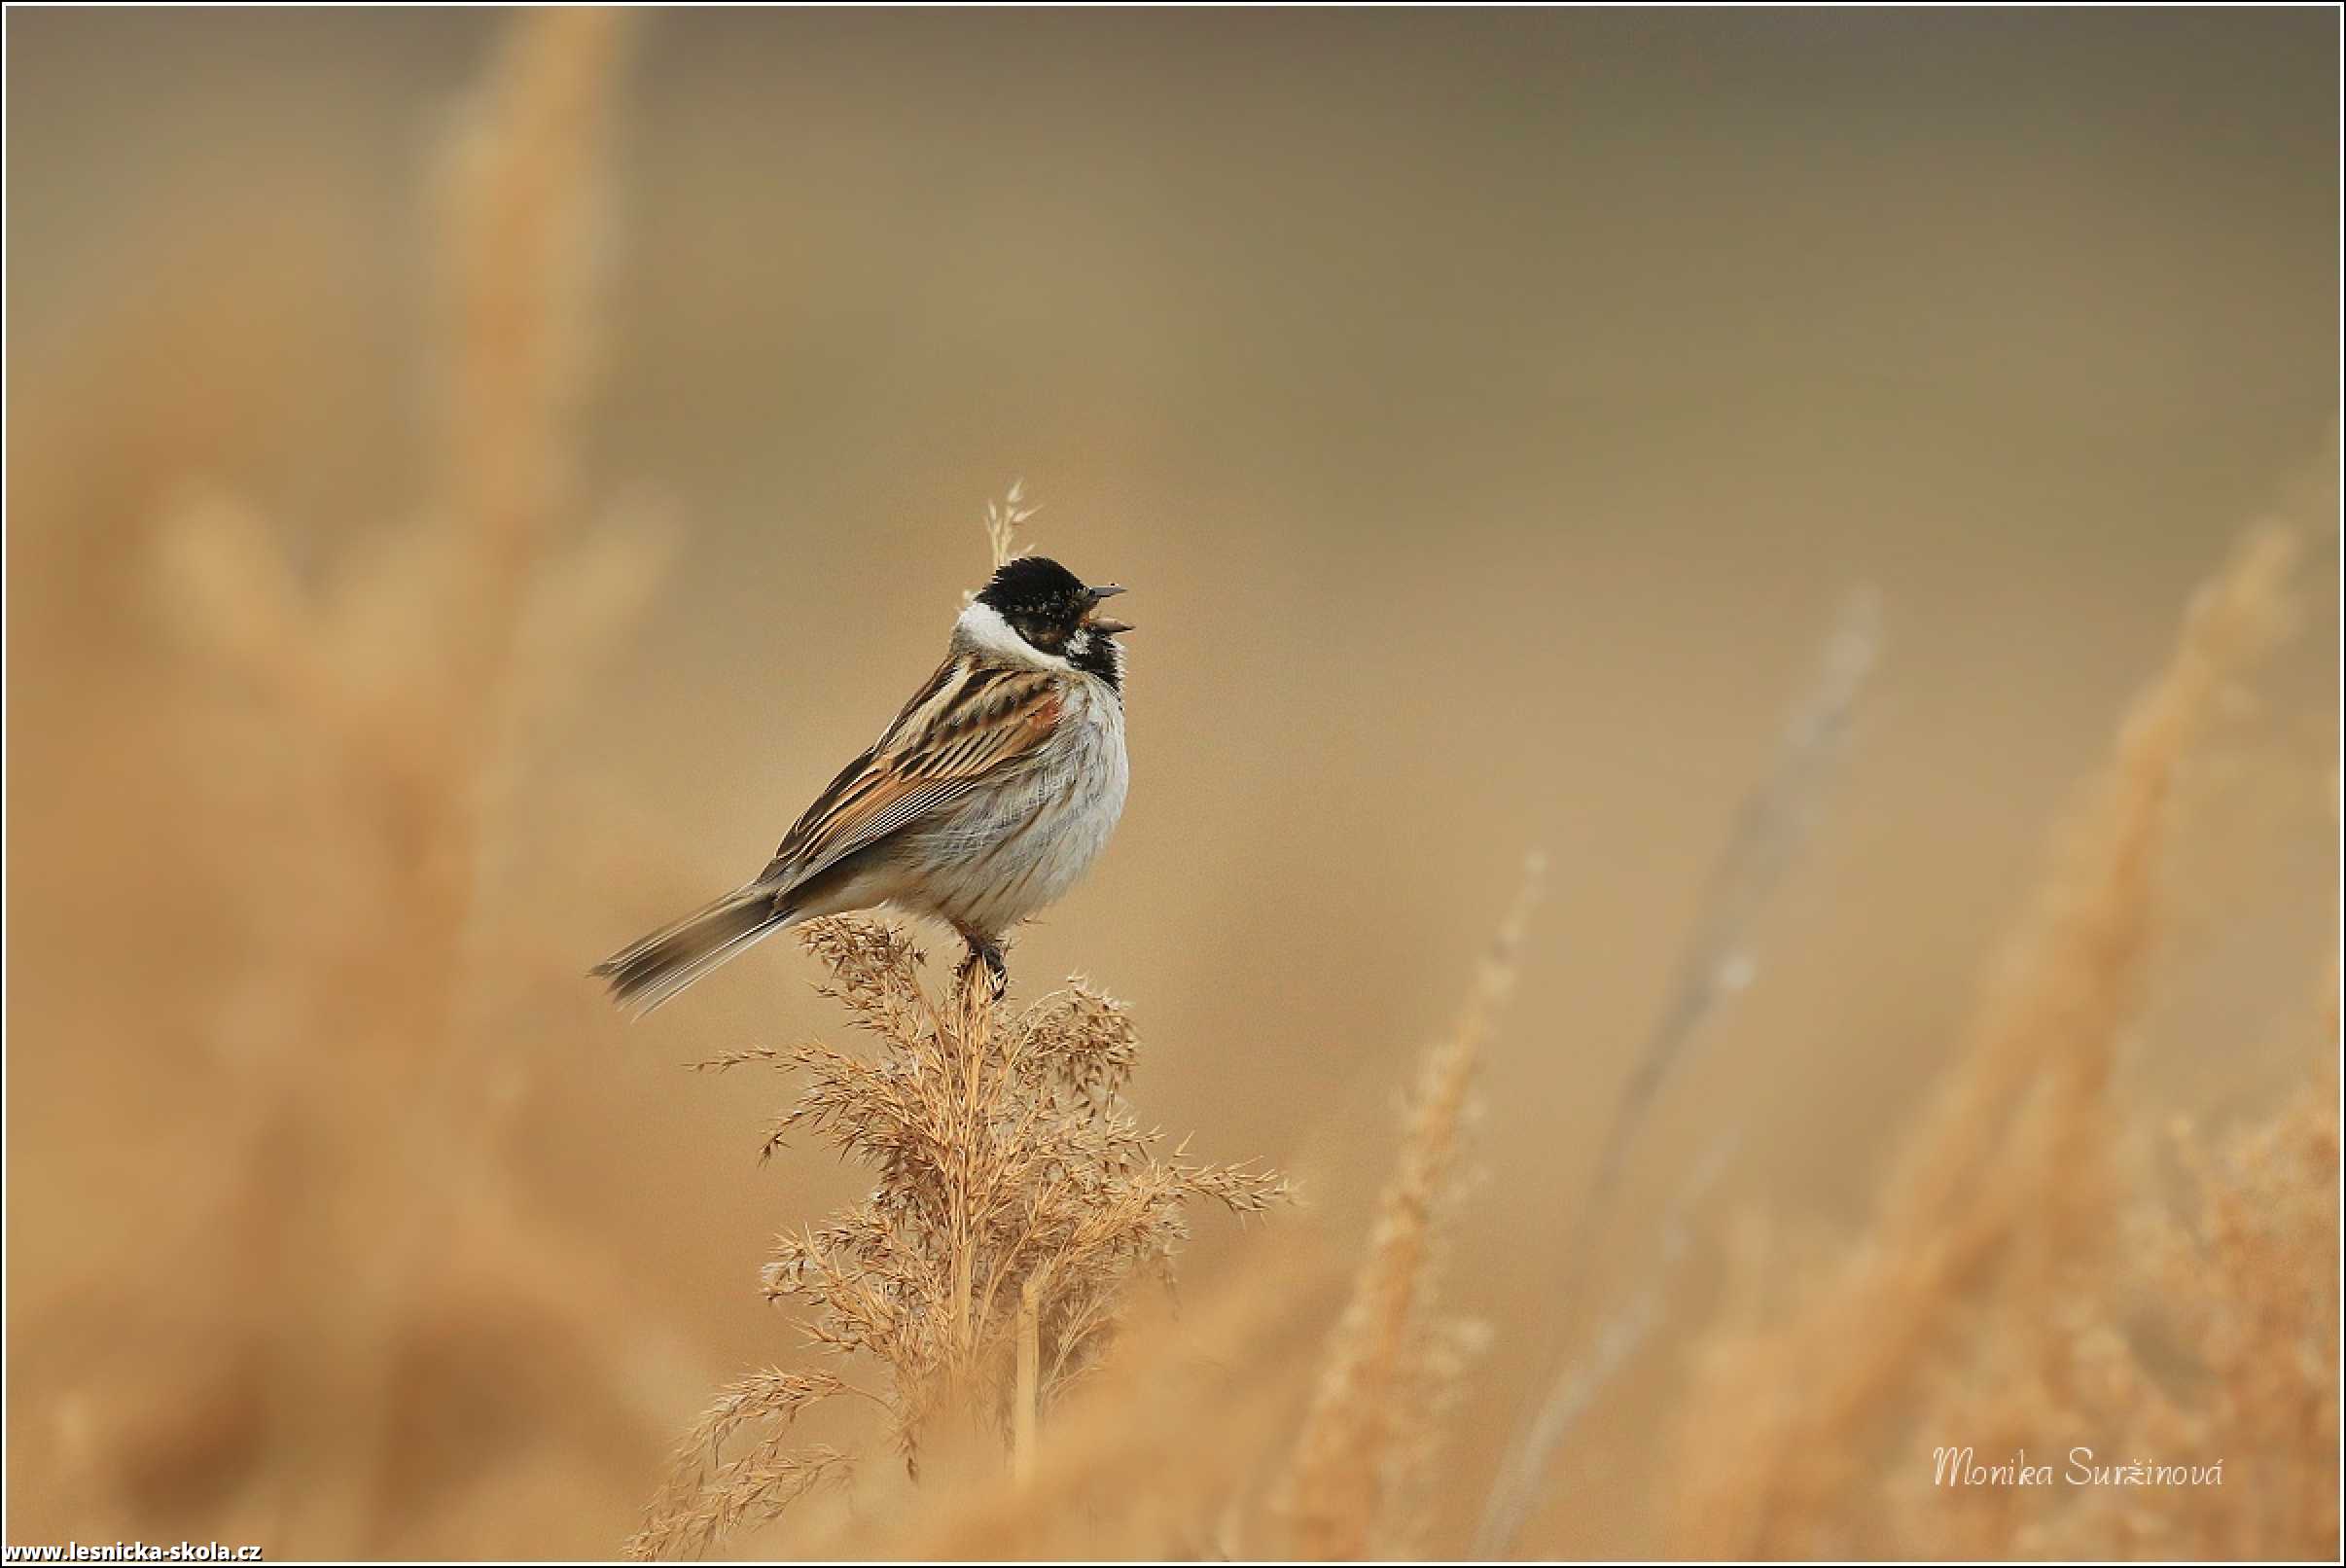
[[592, 885, 795, 1017]]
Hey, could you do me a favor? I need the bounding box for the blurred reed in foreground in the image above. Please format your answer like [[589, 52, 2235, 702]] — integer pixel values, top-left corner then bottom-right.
[[1277, 856, 1544, 1558], [1667, 521, 2337, 1559], [10, 12, 686, 1555]]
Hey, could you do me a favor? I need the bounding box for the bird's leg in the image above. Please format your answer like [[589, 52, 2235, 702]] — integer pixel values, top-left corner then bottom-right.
[[954, 929, 1009, 1002]]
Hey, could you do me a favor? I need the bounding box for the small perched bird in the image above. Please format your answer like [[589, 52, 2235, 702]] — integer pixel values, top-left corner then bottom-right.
[[594, 556, 1132, 1015]]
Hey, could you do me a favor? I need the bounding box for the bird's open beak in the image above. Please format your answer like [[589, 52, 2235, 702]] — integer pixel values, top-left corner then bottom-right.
[[1084, 584, 1133, 634]]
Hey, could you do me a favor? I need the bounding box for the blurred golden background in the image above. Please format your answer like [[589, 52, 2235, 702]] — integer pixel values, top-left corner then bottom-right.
[[6, 8, 2337, 1559]]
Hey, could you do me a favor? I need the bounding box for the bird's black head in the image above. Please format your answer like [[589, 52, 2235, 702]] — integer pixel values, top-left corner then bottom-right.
[[975, 555, 1130, 685]]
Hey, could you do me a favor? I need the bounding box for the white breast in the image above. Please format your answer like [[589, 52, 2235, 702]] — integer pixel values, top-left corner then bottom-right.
[[892, 659, 1128, 939]]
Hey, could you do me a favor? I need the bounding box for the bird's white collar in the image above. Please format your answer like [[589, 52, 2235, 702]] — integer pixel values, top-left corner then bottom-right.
[[954, 600, 1075, 674]]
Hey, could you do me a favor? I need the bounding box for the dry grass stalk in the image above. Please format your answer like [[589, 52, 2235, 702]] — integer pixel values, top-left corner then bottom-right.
[[632, 918, 1290, 1559], [1671, 524, 2306, 1556], [984, 478, 1038, 570], [1276, 855, 1545, 1558], [1578, 585, 1879, 1218], [1012, 1275, 1043, 1486], [1478, 586, 1879, 1554]]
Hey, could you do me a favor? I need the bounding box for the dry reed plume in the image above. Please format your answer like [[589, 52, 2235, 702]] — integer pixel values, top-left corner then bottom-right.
[[630, 920, 1291, 1558], [695, 855, 1553, 1560]]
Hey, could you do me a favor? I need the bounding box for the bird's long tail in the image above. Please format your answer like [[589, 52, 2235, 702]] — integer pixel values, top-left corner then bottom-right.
[[592, 885, 795, 1016]]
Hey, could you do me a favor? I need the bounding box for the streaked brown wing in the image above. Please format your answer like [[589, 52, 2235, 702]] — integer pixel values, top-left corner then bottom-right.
[[758, 659, 1063, 890]]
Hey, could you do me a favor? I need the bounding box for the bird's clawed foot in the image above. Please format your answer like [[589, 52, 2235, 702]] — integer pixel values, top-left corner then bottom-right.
[[955, 934, 1009, 1002]]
